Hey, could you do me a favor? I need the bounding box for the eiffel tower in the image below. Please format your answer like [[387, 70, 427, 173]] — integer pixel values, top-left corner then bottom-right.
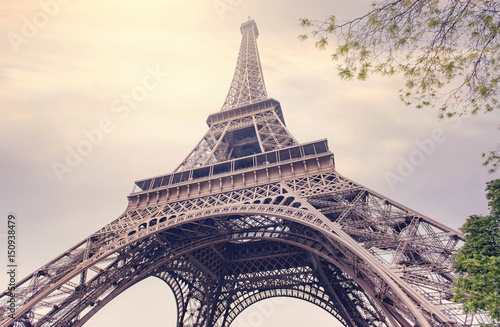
[[0, 19, 486, 327]]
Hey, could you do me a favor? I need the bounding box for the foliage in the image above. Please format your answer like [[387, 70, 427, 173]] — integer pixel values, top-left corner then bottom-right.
[[453, 255, 500, 324], [452, 179, 500, 323], [299, 0, 500, 118], [483, 145, 500, 174], [299, 0, 500, 171]]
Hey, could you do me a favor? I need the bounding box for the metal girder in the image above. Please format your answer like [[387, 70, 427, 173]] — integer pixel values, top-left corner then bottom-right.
[[175, 106, 298, 172], [221, 20, 267, 111]]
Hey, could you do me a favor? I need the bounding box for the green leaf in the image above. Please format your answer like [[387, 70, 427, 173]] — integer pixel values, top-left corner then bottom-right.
[[428, 18, 441, 28], [338, 67, 354, 80], [315, 37, 329, 49], [299, 18, 312, 27], [326, 15, 336, 33]]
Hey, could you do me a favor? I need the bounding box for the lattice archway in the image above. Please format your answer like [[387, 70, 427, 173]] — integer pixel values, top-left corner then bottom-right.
[[52, 209, 424, 327]]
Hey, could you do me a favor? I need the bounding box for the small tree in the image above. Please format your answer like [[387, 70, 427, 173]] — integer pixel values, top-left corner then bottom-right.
[[452, 179, 500, 323]]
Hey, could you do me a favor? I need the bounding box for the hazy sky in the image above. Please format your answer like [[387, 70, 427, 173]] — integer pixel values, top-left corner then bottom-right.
[[1, 0, 498, 326]]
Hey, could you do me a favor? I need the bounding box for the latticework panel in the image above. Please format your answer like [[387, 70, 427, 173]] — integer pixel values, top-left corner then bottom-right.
[[221, 20, 267, 111], [175, 108, 297, 172]]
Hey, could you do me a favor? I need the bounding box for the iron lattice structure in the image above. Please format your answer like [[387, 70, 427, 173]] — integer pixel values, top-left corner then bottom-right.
[[0, 19, 492, 327]]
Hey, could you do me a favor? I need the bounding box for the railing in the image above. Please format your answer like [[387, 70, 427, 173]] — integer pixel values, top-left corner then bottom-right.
[[132, 139, 331, 193]]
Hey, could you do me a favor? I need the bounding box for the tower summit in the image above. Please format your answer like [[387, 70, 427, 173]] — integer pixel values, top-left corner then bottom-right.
[[0, 20, 490, 327], [221, 19, 267, 111]]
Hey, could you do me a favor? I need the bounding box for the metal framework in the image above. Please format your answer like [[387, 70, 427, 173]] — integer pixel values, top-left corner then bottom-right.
[[0, 19, 492, 327], [221, 20, 267, 111]]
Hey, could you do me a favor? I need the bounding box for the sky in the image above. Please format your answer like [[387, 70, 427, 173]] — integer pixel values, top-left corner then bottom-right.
[[0, 0, 498, 326]]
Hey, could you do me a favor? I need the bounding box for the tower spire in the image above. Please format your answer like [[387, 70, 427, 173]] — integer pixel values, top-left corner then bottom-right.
[[221, 19, 268, 111]]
